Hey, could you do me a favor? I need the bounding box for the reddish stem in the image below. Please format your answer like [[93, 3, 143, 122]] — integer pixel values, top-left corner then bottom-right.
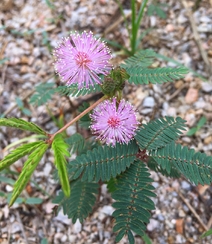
[[47, 95, 107, 144]]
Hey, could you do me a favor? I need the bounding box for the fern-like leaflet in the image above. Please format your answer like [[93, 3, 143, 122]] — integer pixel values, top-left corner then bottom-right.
[[52, 180, 98, 223], [52, 135, 70, 197], [148, 157, 181, 178], [120, 49, 156, 70], [150, 142, 212, 184], [0, 118, 47, 136], [65, 133, 85, 154], [30, 82, 102, 106], [135, 116, 187, 150], [9, 142, 48, 206], [68, 141, 139, 182], [0, 141, 45, 171], [112, 161, 156, 244], [127, 66, 189, 85]]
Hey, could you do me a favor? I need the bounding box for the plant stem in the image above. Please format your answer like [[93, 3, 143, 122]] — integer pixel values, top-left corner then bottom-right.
[[130, 0, 149, 55], [131, 0, 136, 55], [48, 95, 107, 143]]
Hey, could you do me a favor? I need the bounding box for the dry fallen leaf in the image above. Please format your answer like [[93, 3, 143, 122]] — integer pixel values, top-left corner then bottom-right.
[[185, 88, 199, 104], [197, 184, 209, 195], [176, 218, 184, 234]]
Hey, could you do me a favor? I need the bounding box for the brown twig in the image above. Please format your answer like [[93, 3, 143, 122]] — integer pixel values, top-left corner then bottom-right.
[[104, 11, 131, 36], [15, 211, 29, 244], [167, 83, 188, 102], [181, 0, 211, 74], [207, 215, 212, 229], [178, 191, 208, 231]]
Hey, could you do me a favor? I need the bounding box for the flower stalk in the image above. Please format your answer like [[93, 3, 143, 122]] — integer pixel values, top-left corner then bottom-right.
[[47, 95, 107, 144]]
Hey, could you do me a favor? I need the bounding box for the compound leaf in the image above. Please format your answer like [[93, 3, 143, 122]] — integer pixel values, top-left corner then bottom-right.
[[120, 49, 156, 70], [147, 157, 181, 178], [52, 180, 98, 223], [56, 83, 102, 97], [151, 142, 212, 184], [65, 133, 85, 154], [52, 135, 70, 197], [112, 161, 156, 244], [30, 82, 56, 106], [68, 141, 139, 182], [0, 141, 45, 171], [9, 142, 48, 206], [135, 116, 187, 150], [0, 118, 47, 135], [127, 66, 189, 85]]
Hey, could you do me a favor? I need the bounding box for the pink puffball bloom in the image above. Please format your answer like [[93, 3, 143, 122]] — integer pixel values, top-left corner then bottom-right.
[[53, 31, 112, 89], [90, 98, 139, 146]]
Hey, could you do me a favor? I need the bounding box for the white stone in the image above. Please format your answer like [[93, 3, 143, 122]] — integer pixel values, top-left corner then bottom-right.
[[181, 180, 191, 190], [200, 16, 211, 23], [43, 162, 52, 176], [147, 219, 159, 231], [5, 185, 13, 192], [100, 205, 114, 216], [53, 210, 71, 225], [201, 82, 212, 92], [177, 14, 188, 24], [73, 219, 82, 233], [143, 96, 155, 108]]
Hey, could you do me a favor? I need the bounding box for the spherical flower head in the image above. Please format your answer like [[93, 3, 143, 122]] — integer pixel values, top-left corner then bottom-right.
[[53, 31, 112, 89], [90, 98, 139, 146]]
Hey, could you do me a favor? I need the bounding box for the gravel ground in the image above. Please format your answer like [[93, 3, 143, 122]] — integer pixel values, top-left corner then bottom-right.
[[0, 0, 212, 243]]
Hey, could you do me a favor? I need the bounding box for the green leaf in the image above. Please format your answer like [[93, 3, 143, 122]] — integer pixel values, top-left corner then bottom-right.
[[155, 6, 166, 19], [22, 108, 32, 116], [0, 118, 47, 135], [65, 133, 85, 154], [7, 193, 24, 204], [112, 161, 156, 243], [56, 83, 102, 97], [40, 238, 48, 244], [78, 102, 91, 129], [0, 191, 6, 197], [187, 116, 207, 136], [15, 97, 23, 108], [121, 49, 156, 70], [52, 180, 98, 223], [127, 66, 189, 85], [187, 127, 198, 136], [9, 142, 48, 206], [107, 178, 118, 193], [0, 57, 9, 65], [30, 82, 102, 106], [30, 82, 55, 106], [68, 141, 139, 182], [201, 228, 212, 238], [142, 233, 152, 244], [147, 157, 181, 178], [147, 4, 156, 16], [0, 176, 15, 185], [25, 197, 43, 204], [0, 141, 45, 171], [52, 135, 70, 197], [154, 53, 207, 82], [150, 142, 212, 184], [135, 116, 187, 150], [197, 116, 207, 128]]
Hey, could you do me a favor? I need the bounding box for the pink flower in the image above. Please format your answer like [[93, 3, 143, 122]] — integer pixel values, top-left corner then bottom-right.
[[53, 31, 112, 89], [90, 98, 139, 146]]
